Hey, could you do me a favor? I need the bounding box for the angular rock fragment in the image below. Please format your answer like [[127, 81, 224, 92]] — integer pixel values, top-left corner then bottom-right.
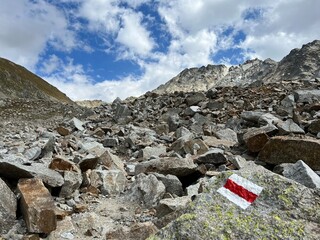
[[259, 136, 320, 171], [153, 173, 184, 196], [156, 196, 191, 218], [214, 128, 238, 143], [103, 137, 119, 147], [186, 92, 206, 106], [70, 117, 85, 131], [127, 173, 165, 208], [56, 126, 70, 136], [0, 160, 64, 187], [0, 178, 17, 234], [276, 119, 305, 134], [18, 178, 57, 234], [282, 160, 320, 188], [138, 145, 166, 161], [90, 170, 127, 196], [195, 148, 227, 165], [293, 89, 320, 103], [242, 125, 277, 152], [308, 119, 320, 134], [135, 157, 198, 177]]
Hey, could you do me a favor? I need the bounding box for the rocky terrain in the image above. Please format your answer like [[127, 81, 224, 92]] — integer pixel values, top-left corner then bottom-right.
[[1, 40, 320, 240], [154, 40, 320, 94]]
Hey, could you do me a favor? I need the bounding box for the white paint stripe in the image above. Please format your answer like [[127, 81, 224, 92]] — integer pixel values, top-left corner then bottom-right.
[[229, 174, 263, 195], [217, 187, 251, 209]]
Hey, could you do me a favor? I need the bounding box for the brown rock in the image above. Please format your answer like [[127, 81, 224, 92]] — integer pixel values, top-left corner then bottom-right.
[[56, 126, 70, 136], [259, 136, 320, 170], [242, 125, 277, 152], [18, 178, 57, 234]]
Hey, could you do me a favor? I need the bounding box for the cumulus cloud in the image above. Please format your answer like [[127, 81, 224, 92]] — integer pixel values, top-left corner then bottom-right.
[[116, 11, 155, 56], [1, 0, 320, 102], [0, 0, 77, 70]]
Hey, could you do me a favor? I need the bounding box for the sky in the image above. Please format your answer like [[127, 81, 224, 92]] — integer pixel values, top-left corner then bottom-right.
[[0, 0, 320, 102]]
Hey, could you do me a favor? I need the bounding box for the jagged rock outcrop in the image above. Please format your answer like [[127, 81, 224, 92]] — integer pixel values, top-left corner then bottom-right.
[[154, 40, 320, 94]]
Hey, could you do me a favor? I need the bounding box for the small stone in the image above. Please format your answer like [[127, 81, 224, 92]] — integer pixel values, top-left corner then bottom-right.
[[56, 126, 70, 136], [103, 137, 119, 147]]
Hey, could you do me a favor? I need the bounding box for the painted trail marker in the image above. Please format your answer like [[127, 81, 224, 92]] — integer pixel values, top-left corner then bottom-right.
[[217, 174, 263, 209]]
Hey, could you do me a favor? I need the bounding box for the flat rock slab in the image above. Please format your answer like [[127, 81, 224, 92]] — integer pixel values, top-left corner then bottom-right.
[[18, 178, 57, 234], [0, 178, 17, 234], [0, 160, 64, 187], [258, 136, 320, 171], [135, 157, 198, 177], [151, 162, 320, 239]]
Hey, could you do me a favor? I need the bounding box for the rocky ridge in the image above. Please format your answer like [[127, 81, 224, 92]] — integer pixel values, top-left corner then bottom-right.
[[154, 40, 320, 94]]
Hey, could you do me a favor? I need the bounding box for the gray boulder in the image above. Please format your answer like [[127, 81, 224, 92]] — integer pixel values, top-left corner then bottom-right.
[[0, 178, 17, 234], [127, 173, 165, 208], [135, 157, 198, 177], [283, 160, 320, 188], [153, 173, 184, 196], [151, 162, 320, 239]]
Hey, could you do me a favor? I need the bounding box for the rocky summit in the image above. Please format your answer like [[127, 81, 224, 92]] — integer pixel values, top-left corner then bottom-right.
[[154, 40, 320, 94], [1, 40, 320, 240]]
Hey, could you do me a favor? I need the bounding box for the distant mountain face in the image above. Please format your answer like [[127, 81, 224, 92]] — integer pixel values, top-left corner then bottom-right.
[[0, 58, 72, 103], [154, 40, 320, 94]]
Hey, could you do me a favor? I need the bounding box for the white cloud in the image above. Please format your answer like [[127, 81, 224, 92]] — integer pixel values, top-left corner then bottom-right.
[[78, 0, 123, 33], [2, 0, 320, 103], [116, 11, 155, 56], [0, 0, 77, 70]]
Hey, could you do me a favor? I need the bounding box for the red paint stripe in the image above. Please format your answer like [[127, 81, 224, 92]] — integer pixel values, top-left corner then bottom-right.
[[224, 179, 258, 203]]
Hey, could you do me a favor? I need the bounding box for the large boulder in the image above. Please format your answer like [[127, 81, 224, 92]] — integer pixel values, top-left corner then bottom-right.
[[151, 162, 320, 239], [258, 136, 320, 170]]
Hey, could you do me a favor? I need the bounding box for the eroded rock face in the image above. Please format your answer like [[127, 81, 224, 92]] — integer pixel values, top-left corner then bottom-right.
[[151, 162, 320, 240], [18, 178, 57, 234]]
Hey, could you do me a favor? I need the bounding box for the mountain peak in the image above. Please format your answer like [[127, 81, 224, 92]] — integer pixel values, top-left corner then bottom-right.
[[153, 40, 320, 94]]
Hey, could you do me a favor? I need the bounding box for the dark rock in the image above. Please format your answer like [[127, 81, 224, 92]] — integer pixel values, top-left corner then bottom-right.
[[195, 149, 227, 165]]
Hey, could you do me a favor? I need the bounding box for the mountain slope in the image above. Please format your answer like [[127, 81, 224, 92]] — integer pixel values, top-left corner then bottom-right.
[[154, 40, 320, 94], [0, 57, 72, 103]]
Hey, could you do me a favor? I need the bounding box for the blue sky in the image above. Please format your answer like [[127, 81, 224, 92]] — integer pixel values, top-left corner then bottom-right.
[[1, 0, 320, 102]]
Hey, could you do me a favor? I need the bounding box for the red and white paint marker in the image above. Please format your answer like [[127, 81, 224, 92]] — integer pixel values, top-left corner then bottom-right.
[[217, 174, 263, 209]]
